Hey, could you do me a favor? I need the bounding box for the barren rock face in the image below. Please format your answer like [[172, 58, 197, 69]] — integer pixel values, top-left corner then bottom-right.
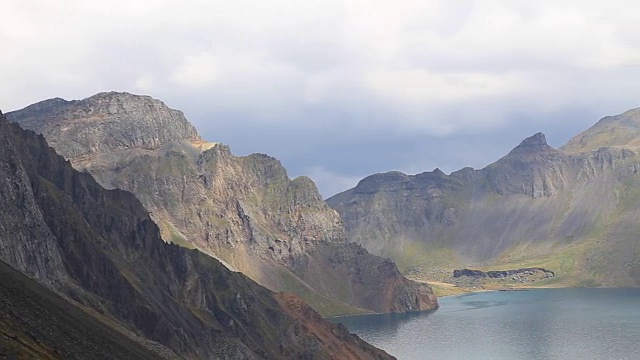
[[0, 116, 67, 287], [8, 92, 200, 159], [485, 132, 569, 198], [8, 92, 438, 316], [0, 111, 396, 359]]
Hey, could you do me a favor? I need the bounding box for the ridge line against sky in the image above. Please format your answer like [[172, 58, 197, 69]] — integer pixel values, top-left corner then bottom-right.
[[4, 0, 640, 197]]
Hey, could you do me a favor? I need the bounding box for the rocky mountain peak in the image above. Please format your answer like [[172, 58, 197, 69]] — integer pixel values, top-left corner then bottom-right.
[[9, 92, 438, 317], [486, 131, 567, 198], [7, 92, 201, 159], [432, 168, 445, 176], [521, 132, 547, 147], [507, 132, 551, 156], [0, 111, 397, 359], [353, 171, 411, 194]]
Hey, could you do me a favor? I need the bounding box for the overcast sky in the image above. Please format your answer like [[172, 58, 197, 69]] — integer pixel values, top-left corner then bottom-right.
[[4, 1, 640, 197]]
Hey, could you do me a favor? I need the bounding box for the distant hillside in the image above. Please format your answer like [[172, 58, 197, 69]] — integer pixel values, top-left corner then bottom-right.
[[328, 110, 640, 288]]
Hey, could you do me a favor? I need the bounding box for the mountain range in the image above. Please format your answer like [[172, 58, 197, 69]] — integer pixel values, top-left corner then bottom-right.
[[6, 92, 437, 317], [0, 109, 397, 359], [11, 90, 640, 356], [327, 109, 640, 287]]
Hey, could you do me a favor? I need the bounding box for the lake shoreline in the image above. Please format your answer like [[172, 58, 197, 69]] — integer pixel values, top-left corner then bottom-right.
[[335, 288, 640, 360], [424, 278, 566, 298]]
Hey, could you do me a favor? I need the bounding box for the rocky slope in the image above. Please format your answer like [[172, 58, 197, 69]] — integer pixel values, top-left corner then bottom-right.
[[7, 92, 437, 316], [328, 112, 640, 288], [0, 110, 395, 359], [0, 259, 162, 360]]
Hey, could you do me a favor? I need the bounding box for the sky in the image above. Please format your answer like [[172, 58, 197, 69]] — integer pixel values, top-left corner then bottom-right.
[[3, 1, 640, 197]]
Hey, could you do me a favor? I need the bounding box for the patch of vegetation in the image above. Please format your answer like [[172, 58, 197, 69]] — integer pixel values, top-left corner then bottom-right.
[[562, 121, 637, 154], [427, 282, 467, 297], [386, 240, 459, 275], [483, 239, 602, 287], [163, 223, 196, 249]]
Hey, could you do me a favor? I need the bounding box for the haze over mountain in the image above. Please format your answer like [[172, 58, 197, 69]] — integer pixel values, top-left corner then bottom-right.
[[0, 110, 395, 359], [327, 108, 640, 287], [7, 92, 437, 317]]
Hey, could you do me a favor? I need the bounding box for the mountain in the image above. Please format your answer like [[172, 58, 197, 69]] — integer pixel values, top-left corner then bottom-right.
[[327, 112, 640, 288], [0, 258, 162, 360], [0, 110, 394, 359], [7, 92, 437, 316], [562, 107, 640, 154]]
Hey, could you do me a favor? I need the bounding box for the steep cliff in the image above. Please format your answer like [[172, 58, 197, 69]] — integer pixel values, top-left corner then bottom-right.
[[8, 92, 437, 316], [0, 111, 395, 359], [328, 113, 640, 287], [484, 133, 569, 198]]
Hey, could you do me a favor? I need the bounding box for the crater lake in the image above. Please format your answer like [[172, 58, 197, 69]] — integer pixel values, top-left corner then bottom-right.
[[331, 288, 640, 360]]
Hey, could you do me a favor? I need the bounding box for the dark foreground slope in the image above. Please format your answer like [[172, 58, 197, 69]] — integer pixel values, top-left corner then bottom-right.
[[0, 111, 393, 359], [8, 92, 437, 316], [0, 259, 163, 360], [328, 114, 640, 287]]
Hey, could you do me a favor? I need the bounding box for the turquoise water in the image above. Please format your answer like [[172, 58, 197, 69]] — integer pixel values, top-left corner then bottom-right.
[[331, 288, 640, 360]]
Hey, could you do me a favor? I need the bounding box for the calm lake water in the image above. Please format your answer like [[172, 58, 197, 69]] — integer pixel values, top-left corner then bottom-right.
[[331, 288, 640, 360]]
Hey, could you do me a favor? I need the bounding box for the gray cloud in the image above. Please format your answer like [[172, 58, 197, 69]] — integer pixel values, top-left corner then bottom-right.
[[3, 0, 640, 197]]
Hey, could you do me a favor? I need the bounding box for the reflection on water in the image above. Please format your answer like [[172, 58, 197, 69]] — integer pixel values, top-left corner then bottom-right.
[[457, 299, 509, 310], [329, 308, 437, 338], [330, 288, 640, 360]]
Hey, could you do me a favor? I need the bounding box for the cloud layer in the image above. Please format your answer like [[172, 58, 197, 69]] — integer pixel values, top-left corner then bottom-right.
[[4, 1, 640, 196]]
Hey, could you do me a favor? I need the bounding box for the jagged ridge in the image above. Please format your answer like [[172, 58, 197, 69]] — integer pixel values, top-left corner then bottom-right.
[[7, 92, 437, 316], [0, 111, 395, 359]]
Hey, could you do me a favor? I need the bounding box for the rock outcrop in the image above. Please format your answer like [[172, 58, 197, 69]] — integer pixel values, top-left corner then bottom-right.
[[0, 111, 395, 359], [452, 268, 555, 279], [328, 109, 640, 287], [485, 133, 569, 198], [7, 92, 437, 316], [8, 92, 201, 159]]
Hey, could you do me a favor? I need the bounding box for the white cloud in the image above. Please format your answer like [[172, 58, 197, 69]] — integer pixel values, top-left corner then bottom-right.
[[4, 0, 640, 194], [134, 74, 155, 92], [170, 52, 221, 86], [5, 0, 640, 120]]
